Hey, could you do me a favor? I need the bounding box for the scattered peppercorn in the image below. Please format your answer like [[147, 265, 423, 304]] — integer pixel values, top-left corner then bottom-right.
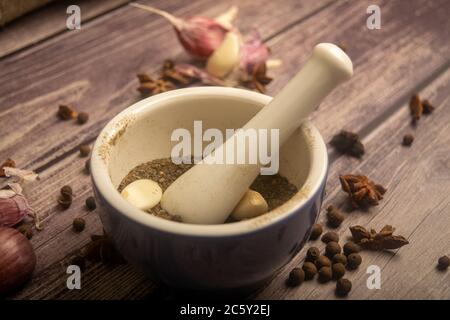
[[330, 130, 365, 158], [60, 185, 73, 197], [84, 159, 90, 174], [309, 223, 323, 240], [332, 263, 346, 280], [315, 255, 331, 269], [318, 266, 332, 283], [58, 105, 77, 120], [325, 241, 341, 257], [287, 268, 305, 287], [73, 217, 86, 233], [58, 194, 72, 209], [336, 278, 352, 297], [437, 255, 450, 271], [402, 134, 414, 146], [343, 241, 360, 256], [79, 144, 90, 157], [321, 231, 339, 244], [332, 253, 347, 266], [347, 253, 362, 270], [18, 224, 33, 239], [85, 196, 96, 211], [71, 255, 86, 272], [326, 205, 344, 228], [306, 247, 320, 262], [302, 262, 318, 280], [77, 112, 89, 124]]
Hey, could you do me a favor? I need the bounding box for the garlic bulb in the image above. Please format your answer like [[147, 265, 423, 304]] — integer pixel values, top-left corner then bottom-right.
[[0, 194, 33, 227], [130, 3, 238, 59]]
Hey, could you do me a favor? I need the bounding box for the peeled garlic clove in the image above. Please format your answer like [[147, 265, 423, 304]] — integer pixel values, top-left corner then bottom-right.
[[231, 190, 269, 220], [206, 31, 240, 78], [121, 179, 162, 211]]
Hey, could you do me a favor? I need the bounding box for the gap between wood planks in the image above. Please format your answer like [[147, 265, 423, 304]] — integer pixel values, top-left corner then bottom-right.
[[0, 0, 133, 60], [256, 66, 450, 299], [6, 0, 450, 300]]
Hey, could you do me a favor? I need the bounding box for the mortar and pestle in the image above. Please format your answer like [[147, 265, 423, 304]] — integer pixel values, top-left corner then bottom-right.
[[91, 43, 352, 292]]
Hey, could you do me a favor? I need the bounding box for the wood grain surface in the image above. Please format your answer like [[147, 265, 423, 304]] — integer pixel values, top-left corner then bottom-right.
[[0, 0, 449, 299]]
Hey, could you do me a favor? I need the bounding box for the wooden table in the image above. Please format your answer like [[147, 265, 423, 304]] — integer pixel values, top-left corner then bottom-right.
[[1, 0, 449, 300]]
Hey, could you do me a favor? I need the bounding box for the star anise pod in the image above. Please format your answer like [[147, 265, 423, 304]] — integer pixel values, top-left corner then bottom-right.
[[409, 94, 423, 122], [137, 74, 175, 96], [161, 59, 191, 85], [330, 130, 365, 158], [350, 225, 409, 251], [339, 174, 386, 208], [241, 63, 273, 93]]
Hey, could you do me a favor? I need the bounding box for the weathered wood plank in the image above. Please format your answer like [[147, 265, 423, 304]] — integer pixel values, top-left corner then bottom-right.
[[0, 0, 334, 171], [0, 0, 132, 58], [257, 65, 450, 300], [4, 0, 450, 299], [5, 0, 334, 299]]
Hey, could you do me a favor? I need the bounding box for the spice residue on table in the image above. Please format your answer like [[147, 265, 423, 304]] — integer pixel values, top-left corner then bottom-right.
[[118, 158, 299, 222]]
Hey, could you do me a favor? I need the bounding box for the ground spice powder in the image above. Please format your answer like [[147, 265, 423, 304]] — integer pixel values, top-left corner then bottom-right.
[[118, 158, 299, 222]]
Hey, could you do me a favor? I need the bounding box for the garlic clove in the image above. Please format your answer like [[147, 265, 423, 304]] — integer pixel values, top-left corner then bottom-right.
[[231, 190, 269, 221], [266, 59, 283, 69], [121, 179, 162, 211], [206, 31, 240, 78], [0, 194, 32, 227]]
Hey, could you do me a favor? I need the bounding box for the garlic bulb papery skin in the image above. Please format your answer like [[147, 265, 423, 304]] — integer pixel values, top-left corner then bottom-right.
[[206, 31, 241, 78], [0, 194, 33, 227]]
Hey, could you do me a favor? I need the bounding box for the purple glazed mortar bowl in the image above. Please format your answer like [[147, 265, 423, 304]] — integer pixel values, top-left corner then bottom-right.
[[90, 87, 328, 294]]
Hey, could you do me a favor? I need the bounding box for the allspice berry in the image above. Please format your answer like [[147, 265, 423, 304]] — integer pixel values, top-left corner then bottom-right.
[[326, 205, 344, 228], [287, 268, 305, 287], [321, 231, 339, 243], [306, 247, 320, 262], [336, 278, 352, 297], [60, 185, 73, 197], [318, 266, 332, 283], [325, 241, 341, 257], [309, 223, 323, 240], [437, 255, 450, 271], [332, 263, 346, 280], [73, 217, 86, 233], [315, 255, 331, 269], [79, 144, 91, 157], [58, 194, 72, 209], [343, 241, 360, 256], [85, 196, 96, 211], [332, 253, 347, 266], [347, 253, 362, 270], [302, 262, 318, 280], [77, 112, 89, 124], [402, 134, 414, 146]]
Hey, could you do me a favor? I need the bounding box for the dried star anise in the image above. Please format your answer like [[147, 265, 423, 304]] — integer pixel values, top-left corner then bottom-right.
[[409, 94, 423, 122], [339, 174, 386, 208], [137, 75, 175, 96], [161, 59, 190, 85], [349, 225, 409, 250], [330, 130, 365, 158], [241, 63, 273, 93], [83, 233, 125, 266]]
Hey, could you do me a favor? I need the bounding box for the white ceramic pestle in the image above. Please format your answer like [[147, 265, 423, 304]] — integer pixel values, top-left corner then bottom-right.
[[161, 43, 353, 224]]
